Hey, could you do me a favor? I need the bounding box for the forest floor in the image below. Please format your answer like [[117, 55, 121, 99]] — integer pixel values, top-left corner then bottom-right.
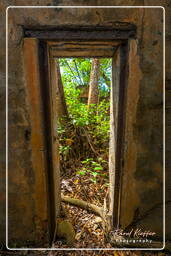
[[0, 168, 170, 255], [1, 155, 169, 255], [0, 248, 170, 256], [54, 165, 110, 248]]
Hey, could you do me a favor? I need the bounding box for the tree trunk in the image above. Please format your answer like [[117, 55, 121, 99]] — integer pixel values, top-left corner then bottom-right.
[[56, 59, 69, 121], [88, 58, 100, 107]]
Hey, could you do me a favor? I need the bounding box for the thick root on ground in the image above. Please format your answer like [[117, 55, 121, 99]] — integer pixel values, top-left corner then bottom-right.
[[61, 194, 105, 219]]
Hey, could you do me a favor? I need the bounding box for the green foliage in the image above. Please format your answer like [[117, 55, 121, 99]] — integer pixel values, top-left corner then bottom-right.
[[59, 58, 111, 92], [94, 100, 110, 144], [65, 93, 89, 127], [58, 58, 111, 147], [76, 158, 108, 184], [59, 58, 90, 88], [59, 145, 71, 155], [58, 58, 111, 182]]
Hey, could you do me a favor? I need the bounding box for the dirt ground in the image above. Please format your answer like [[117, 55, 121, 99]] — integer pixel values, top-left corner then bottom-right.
[[0, 249, 171, 256]]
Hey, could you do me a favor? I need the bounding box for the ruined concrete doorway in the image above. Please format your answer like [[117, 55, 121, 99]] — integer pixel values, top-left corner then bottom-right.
[[23, 25, 135, 245]]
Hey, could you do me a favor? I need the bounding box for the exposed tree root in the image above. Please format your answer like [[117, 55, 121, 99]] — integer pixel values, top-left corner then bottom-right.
[[81, 127, 100, 156], [61, 194, 105, 219]]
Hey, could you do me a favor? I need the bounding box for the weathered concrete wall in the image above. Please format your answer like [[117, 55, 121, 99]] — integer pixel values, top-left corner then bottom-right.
[[0, 0, 170, 248], [120, 7, 163, 239], [164, 0, 171, 243]]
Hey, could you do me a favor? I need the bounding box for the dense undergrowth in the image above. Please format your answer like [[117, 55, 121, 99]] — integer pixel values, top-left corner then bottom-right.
[[58, 58, 111, 185]]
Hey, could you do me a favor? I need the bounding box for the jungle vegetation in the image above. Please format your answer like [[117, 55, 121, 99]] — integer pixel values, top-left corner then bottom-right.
[[57, 58, 111, 187]]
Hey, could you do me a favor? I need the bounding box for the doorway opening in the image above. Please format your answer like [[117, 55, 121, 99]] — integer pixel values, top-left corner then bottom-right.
[[55, 57, 112, 247], [46, 38, 128, 247], [23, 25, 134, 247]]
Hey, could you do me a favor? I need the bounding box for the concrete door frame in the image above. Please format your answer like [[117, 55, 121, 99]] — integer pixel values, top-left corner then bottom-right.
[[23, 25, 136, 243]]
